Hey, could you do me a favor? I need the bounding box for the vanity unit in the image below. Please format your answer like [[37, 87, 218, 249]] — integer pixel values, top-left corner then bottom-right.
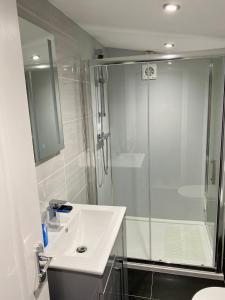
[[45, 204, 127, 300]]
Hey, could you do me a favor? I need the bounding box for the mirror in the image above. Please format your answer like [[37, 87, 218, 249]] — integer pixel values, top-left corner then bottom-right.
[[19, 17, 64, 164]]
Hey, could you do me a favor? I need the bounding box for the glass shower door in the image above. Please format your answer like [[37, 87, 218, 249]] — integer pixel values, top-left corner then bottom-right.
[[148, 58, 224, 268], [108, 63, 151, 260], [204, 57, 224, 266], [100, 55, 224, 268]]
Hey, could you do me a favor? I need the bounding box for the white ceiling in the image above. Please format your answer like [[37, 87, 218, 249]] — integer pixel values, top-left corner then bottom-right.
[[49, 0, 225, 52]]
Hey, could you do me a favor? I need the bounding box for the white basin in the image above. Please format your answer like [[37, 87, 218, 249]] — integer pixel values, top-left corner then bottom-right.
[[45, 204, 126, 275]]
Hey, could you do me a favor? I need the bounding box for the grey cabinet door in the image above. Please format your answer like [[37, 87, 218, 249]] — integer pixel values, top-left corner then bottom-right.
[[100, 258, 126, 300]]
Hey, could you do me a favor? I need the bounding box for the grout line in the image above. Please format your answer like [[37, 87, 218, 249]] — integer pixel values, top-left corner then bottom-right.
[[37, 151, 86, 185], [58, 76, 80, 82], [61, 152, 81, 167], [37, 164, 65, 185], [64, 151, 86, 168], [128, 295, 151, 300], [62, 150, 68, 201], [72, 184, 88, 203], [62, 117, 84, 126], [150, 272, 154, 299]]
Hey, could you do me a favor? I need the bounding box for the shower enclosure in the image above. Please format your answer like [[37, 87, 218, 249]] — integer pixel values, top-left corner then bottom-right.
[[89, 50, 225, 276]]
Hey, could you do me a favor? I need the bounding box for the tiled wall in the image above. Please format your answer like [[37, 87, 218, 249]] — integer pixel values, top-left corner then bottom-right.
[[17, 0, 102, 213]]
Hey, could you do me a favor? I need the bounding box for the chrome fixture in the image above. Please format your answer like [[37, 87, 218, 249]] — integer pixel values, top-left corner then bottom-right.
[[76, 246, 88, 253], [95, 66, 110, 187], [34, 243, 52, 298], [205, 63, 213, 194], [97, 132, 110, 150], [127, 262, 224, 281], [90, 49, 225, 66], [47, 200, 62, 231]]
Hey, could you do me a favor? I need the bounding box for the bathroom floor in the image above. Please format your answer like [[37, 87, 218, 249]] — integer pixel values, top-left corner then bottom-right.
[[128, 269, 225, 300], [126, 217, 213, 267]]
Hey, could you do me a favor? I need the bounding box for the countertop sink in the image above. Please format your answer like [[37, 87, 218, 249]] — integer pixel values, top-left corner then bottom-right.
[[45, 204, 126, 275]]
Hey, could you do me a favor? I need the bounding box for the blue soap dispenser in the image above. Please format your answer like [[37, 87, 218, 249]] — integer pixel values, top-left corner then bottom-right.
[[41, 211, 48, 247]]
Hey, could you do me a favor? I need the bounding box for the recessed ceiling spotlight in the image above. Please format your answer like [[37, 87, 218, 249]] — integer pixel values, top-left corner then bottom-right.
[[163, 3, 180, 13], [164, 42, 174, 49], [32, 55, 40, 61], [168, 61, 172, 65]]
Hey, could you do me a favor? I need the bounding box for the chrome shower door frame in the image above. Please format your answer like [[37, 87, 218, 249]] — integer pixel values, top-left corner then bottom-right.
[[90, 48, 225, 275]]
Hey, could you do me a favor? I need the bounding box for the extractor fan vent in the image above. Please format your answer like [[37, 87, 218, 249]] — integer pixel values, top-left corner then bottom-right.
[[142, 64, 157, 80]]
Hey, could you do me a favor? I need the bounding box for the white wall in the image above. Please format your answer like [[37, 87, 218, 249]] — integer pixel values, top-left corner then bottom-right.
[[17, 0, 104, 212], [149, 60, 209, 221], [0, 0, 49, 298], [108, 59, 210, 221]]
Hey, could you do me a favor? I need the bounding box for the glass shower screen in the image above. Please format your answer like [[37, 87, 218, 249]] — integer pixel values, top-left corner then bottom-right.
[[108, 63, 151, 260], [105, 56, 224, 268]]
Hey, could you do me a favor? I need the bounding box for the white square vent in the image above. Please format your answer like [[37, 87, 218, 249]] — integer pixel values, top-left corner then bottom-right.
[[142, 64, 157, 80]]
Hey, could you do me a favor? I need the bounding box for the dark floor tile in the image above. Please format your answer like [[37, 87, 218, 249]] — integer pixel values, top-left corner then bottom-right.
[[152, 272, 225, 300], [128, 297, 158, 300], [128, 269, 153, 298], [128, 297, 149, 299]]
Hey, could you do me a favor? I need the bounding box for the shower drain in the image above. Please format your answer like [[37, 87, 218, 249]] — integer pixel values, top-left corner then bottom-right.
[[76, 246, 87, 254]]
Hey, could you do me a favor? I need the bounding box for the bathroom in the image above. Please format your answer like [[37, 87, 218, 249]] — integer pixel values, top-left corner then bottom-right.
[[1, 0, 225, 299]]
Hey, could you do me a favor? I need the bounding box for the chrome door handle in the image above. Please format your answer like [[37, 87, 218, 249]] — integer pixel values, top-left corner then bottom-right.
[[38, 254, 52, 280], [34, 243, 52, 298]]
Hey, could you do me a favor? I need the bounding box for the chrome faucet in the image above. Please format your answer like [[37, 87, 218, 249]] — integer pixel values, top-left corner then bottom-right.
[[47, 200, 62, 231]]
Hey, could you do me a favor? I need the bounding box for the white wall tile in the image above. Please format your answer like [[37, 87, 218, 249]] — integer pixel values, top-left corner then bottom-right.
[[54, 34, 81, 81], [63, 120, 85, 164], [38, 182, 47, 214], [41, 168, 67, 207], [36, 151, 64, 183], [74, 185, 88, 204], [59, 79, 82, 123], [65, 152, 87, 202], [17, 0, 104, 212]]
